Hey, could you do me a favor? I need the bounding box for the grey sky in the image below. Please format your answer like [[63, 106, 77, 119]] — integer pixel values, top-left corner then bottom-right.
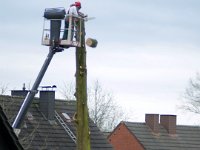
[[1, 0, 200, 125]]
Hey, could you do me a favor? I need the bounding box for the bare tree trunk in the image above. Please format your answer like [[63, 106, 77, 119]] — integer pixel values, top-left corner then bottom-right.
[[75, 19, 91, 150]]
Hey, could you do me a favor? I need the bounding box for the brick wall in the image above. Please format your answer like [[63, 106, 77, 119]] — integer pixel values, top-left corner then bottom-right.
[[108, 123, 144, 150]]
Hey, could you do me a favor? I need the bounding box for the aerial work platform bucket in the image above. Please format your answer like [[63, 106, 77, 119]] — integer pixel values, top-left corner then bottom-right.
[[42, 7, 82, 48]]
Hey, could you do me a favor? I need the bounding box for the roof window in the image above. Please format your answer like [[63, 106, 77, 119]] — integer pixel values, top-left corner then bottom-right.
[[62, 113, 71, 122]]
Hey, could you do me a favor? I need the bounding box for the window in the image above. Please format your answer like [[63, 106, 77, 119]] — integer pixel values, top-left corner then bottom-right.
[[62, 113, 71, 122]]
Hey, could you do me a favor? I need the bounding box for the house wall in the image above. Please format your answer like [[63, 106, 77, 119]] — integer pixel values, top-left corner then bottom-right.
[[108, 123, 144, 150]]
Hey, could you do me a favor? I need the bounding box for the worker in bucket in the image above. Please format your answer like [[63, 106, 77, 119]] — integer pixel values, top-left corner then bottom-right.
[[62, 1, 82, 40]]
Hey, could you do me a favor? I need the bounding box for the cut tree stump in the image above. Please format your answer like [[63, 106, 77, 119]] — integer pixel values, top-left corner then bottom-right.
[[86, 38, 98, 48]]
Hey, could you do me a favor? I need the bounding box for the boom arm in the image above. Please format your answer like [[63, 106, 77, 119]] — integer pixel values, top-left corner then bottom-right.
[[12, 48, 56, 128]]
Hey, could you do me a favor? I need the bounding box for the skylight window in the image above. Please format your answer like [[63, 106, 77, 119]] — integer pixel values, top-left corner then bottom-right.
[[62, 113, 71, 122]]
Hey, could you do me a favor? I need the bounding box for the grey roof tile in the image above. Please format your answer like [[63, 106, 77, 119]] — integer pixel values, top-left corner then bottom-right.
[[124, 121, 200, 150], [0, 95, 113, 150]]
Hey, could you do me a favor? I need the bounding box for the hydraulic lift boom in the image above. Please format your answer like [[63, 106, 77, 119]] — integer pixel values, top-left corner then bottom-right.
[[12, 47, 56, 128], [12, 7, 76, 128]]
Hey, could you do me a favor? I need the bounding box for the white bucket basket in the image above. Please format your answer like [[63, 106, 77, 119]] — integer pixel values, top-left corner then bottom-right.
[[42, 15, 82, 48]]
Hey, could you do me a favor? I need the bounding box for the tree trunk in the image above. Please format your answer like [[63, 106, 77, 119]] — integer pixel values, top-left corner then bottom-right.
[[75, 19, 91, 150], [86, 38, 98, 48]]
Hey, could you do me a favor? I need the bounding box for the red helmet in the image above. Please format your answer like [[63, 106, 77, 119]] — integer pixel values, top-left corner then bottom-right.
[[75, 1, 81, 7]]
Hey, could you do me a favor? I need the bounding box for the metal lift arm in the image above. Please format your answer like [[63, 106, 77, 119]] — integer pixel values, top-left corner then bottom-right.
[[12, 48, 56, 128]]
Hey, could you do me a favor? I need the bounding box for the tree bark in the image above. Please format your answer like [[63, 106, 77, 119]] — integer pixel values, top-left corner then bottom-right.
[[75, 19, 91, 150]]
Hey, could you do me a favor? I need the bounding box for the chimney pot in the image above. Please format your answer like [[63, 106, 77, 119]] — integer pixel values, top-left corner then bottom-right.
[[23, 83, 26, 91], [145, 114, 159, 133]]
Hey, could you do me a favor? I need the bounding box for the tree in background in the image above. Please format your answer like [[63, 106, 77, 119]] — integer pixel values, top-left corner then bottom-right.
[[180, 73, 200, 114], [88, 80, 128, 131], [0, 83, 8, 95], [60, 82, 76, 100], [60, 80, 128, 131]]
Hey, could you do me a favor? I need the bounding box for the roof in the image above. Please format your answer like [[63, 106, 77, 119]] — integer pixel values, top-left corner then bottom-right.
[[0, 105, 23, 150], [124, 121, 200, 150], [0, 95, 113, 150]]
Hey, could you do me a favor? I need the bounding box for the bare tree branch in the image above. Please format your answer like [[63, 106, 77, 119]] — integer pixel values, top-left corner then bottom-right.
[[59, 80, 129, 131], [88, 80, 128, 131], [180, 73, 200, 114], [59, 81, 76, 100], [0, 83, 9, 95]]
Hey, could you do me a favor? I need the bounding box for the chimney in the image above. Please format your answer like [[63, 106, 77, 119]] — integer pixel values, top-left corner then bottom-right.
[[39, 90, 55, 121], [11, 83, 29, 97], [145, 114, 159, 133], [160, 115, 176, 134]]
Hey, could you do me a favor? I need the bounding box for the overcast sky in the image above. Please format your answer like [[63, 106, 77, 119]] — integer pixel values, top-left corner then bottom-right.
[[1, 0, 200, 125]]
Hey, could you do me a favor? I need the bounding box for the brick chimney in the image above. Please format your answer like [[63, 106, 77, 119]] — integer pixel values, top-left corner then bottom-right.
[[145, 114, 159, 133], [160, 115, 176, 134], [39, 90, 55, 121]]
